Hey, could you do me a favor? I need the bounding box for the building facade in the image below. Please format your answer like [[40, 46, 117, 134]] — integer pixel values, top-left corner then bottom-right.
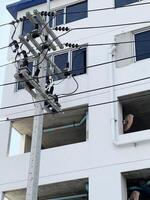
[[1, 0, 150, 199]]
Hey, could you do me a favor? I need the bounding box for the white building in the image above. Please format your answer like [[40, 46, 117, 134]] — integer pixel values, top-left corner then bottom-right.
[[1, 0, 150, 199]]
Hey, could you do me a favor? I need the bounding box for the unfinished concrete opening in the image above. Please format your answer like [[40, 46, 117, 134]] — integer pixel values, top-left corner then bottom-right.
[[119, 90, 150, 134], [123, 168, 150, 200], [4, 178, 88, 200], [9, 105, 88, 154], [8, 127, 25, 156]]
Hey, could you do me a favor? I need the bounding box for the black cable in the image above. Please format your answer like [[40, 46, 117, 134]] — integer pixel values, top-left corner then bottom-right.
[[71, 76, 79, 93], [40, 13, 56, 32], [57, 46, 84, 96], [0, 22, 13, 28], [1, 62, 150, 112], [0, 45, 9, 50], [70, 20, 150, 31], [2, 91, 150, 123], [33, 48, 49, 69], [11, 23, 19, 40], [2, 38, 150, 52], [1, 0, 150, 29], [0, 50, 150, 88]]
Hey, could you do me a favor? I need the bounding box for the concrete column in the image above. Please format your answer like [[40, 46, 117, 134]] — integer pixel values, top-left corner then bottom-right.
[[0, 191, 4, 200], [0, 121, 11, 157], [90, 168, 122, 200]]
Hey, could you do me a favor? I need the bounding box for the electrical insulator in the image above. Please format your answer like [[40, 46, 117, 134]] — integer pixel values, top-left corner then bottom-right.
[[55, 26, 69, 31], [34, 68, 40, 77], [40, 11, 45, 16], [9, 40, 19, 53], [21, 50, 28, 58], [23, 58, 28, 67], [65, 43, 79, 48], [19, 18, 23, 22], [44, 11, 48, 16]]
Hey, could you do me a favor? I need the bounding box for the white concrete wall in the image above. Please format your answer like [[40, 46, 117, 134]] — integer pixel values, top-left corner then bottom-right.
[[1, 0, 150, 199]]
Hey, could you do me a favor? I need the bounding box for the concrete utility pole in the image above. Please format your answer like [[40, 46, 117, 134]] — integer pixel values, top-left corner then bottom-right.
[[25, 53, 46, 200], [13, 8, 64, 200]]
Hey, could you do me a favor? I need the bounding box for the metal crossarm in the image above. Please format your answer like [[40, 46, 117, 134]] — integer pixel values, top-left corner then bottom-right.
[[16, 68, 61, 112], [14, 71, 37, 98], [19, 36, 39, 57], [33, 9, 64, 49]]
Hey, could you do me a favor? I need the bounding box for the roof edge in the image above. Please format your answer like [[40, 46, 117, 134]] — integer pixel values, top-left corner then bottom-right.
[[6, 0, 47, 19]]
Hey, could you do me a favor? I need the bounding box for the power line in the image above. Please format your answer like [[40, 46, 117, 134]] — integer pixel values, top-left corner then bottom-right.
[[1, 63, 150, 112], [0, 50, 149, 88], [1, 91, 150, 123], [1, 0, 150, 29], [0, 45, 9, 50], [1, 36, 150, 70], [0, 21, 12, 28], [71, 20, 150, 31], [2, 38, 150, 52]]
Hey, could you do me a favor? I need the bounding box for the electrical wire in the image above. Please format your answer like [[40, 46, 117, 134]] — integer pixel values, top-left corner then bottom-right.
[[1, 10, 150, 113], [1, 60, 150, 112], [57, 46, 84, 96], [1, 50, 150, 88], [40, 14, 56, 33], [1, 52, 150, 119], [2, 91, 150, 123], [2, 38, 150, 53], [53, 79, 65, 86], [11, 22, 19, 40], [70, 20, 150, 31], [0, 21, 13, 28], [0, 45, 9, 50], [1, 0, 150, 29], [1, 38, 150, 60]]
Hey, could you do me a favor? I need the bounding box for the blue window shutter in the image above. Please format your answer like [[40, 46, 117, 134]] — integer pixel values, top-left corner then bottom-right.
[[115, 0, 138, 8], [72, 48, 86, 76], [56, 9, 64, 26], [135, 30, 150, 61], [66, 1, 87, 23], [22, 19, 34, 36], [54, 53, 68, 71], [49, 15, 53, 27]]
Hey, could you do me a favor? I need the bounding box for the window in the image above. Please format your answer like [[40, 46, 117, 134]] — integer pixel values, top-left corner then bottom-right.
[[115, 0, 139, 8], [66, 1, 88, 23], [118, 90, 150, 134], [17, 62, 34, 90], [22, 19, 34, 36], [135, 30, 150, 61], [115, 29, 150, 68], [123, 169, 150, 200], [8, 126, 24, 156], [49, 0, 88, 27], [53, 48, 86, 77], [54, 52, 68, 71], [56, 9, 64, 26], [72, 48, 86, 76]]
